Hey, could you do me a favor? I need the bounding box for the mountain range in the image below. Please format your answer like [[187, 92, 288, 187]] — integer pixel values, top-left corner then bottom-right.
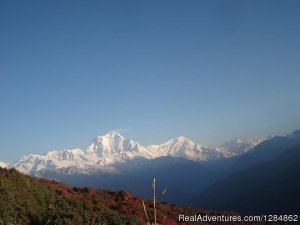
[[0, 132, 265, 206], [2, 130, 300, 214], [9, 131, 266, 175]]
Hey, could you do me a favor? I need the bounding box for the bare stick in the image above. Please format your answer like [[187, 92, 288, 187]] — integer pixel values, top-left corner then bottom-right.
[[162, 216, 167, 225], [141, 199, 150, 225], [152, 178, 156, 225]]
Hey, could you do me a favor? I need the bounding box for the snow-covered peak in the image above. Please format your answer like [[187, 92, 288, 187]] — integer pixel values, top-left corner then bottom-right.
[[173, 136, 197, 145], [176, 135, 189, 141], [158, 136, 193, 146], [148, 136, 229, 161], [87, 132, 143, 158], [13, 148, 88, 174], [0, 161, 7, 168], [100, 131, 125, 139], [221, 136, 267, 155]]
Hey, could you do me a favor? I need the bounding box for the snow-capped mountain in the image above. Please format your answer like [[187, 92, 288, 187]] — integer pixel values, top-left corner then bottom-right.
[[220, 136, 267, 156], [0, 161, 7, 168], [12, 132, 157, 175], [86, 132, 157, 164], [13, 148, 91, 174], [10, 131, 266, 175], [148, 136, 232, 161]]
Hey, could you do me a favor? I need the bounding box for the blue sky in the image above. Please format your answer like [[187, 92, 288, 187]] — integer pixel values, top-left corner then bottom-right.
[[1, 0, 300, 162]]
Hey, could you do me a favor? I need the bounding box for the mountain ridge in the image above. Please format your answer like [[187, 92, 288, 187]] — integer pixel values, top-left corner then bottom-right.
[[197, 143, 300, 215], [10, 132, 267, 175]]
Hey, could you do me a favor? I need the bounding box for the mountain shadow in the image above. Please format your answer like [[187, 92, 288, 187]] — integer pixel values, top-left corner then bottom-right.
[[197, 143, 300, 215], [226, 130, 300, 173], [39, 156, 218, 206]]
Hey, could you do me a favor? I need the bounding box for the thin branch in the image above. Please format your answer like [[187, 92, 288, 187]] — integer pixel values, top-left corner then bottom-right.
[[141, 199, 150, 225], [152, 178, 156, 225], [162, 216, 167, 225]]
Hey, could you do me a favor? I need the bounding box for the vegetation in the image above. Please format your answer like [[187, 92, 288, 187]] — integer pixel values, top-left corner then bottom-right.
[[0, 167, 292, 225], [0, 167, 143, 225]]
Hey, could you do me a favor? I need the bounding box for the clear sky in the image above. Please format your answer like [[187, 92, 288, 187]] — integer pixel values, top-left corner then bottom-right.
[[1, 0, 300, 162]]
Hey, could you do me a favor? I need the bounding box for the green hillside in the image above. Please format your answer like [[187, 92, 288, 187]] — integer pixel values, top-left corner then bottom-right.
[[0, 167, 144, 225]]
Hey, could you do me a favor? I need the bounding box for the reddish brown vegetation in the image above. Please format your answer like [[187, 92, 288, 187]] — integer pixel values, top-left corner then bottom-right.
[[38, 178, 273, 225]]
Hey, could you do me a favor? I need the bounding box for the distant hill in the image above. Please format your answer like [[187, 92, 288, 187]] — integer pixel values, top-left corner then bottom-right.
[[202, 130, 300, 181], [227, 130, 300, 173], [198, 144, 300, 215]]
